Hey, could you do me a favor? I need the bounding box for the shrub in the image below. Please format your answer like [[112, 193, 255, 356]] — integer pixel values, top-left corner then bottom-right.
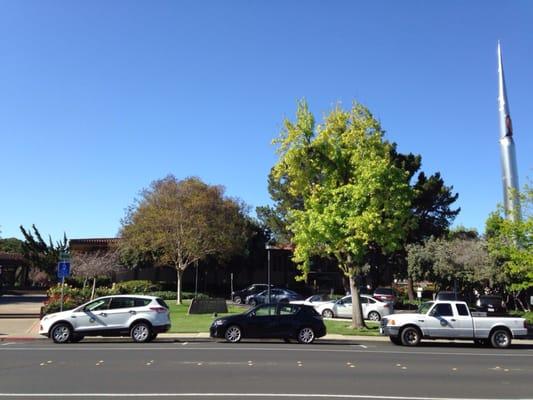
[[148, 291, 210, 300], [114, 280, 161, 294]]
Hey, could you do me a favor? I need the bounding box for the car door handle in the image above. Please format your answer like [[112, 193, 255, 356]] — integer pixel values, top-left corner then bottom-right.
[[98, 312, 107, 317], [418, 320, 424, 322], [451, 319, 456, 322], [129, 310, 136, 315], [70, 315, 76, 318]]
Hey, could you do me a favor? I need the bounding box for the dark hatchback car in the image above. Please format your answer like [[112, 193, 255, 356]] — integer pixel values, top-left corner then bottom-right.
[[435, 291, 465, 301], [246, 288, 303, 306], [210, 303, 326, 344], [476, 295, 506, 315], [231, 284, 273, 304]]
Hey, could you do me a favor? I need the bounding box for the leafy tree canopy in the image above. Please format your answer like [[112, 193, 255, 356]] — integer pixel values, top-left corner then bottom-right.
[[0, 237, 24, 254], [119, 175, 250, 304], [486, 183, 533, 294], [272, 101, 413, 327]]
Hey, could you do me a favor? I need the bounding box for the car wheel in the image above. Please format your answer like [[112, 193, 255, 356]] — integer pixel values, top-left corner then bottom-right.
[[131, 322, 152, 343], [233, 296, 242, 304], [490, 329, 511, 349], [224, 325, 242, 343], [400, 326, 421, 346], [51, 323, 72, 344], [70, 335, 84, 343], [368, 311, 381, 321], [321, 309, 334, 318], [249, 299, 257, 307], [297, 327, 315, 344], [389, 336, 402, 345]]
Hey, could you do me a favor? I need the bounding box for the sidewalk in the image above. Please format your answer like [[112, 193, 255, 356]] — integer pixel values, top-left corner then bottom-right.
[[0, 295, 45, 318]]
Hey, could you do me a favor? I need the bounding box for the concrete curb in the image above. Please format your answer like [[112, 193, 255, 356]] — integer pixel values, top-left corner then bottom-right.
[[1, 333, 533, 345]]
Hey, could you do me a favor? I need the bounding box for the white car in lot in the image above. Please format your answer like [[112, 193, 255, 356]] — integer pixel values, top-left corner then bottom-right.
[[290, 294, 339, 308], [315, 294, 393, 321], [39, 295, 171, 344]]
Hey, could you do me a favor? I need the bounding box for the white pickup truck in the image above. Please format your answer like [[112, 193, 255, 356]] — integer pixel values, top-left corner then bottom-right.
[[380, 300, 528, 348]]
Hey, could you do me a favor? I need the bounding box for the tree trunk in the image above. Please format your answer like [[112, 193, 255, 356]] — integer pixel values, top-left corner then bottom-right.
[[407, 277, 415, 301], [176, 268, 183, 305], [349, 274, 365, 329], [91, 277, 96, 300]]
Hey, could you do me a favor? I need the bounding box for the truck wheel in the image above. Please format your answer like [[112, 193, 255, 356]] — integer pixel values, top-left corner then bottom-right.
[[400, 326, 421, 346], [490, 329, 511, 349], [389, 336, 402, 345]]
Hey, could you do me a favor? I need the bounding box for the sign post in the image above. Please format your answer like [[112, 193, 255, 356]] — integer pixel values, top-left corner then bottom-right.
[[57, 251, 71, 312]]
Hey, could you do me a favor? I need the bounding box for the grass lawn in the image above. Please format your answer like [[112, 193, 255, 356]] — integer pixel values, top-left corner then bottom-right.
[[168, 301, 245, 333], [324, 319, 380, 336], [168, 300, 380, 335]]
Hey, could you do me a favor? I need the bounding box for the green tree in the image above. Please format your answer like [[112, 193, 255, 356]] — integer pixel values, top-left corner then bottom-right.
[[259, 135, 460, 299], [486, 184, 532, 309], [19, 225, 68, 282], [119, 176, 249, 304], [407, 233, 495, 294], [0, 237, 24, 254], [272, 101, 413, 328]]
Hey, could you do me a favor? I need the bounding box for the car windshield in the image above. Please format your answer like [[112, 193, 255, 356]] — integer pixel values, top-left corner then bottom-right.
[[418, 301, 434, 314]]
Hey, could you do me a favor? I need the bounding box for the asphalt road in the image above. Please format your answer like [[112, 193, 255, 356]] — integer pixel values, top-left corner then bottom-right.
[[0, 339, 532, 400]]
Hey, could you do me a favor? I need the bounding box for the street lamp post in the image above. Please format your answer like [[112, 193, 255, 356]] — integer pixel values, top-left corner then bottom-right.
[[265, 244, 273, 304]]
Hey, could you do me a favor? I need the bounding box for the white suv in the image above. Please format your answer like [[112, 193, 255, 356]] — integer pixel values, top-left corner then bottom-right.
[[39, 295, 171, 343]]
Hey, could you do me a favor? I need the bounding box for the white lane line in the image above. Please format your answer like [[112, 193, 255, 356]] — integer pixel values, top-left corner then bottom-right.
[[2, 346, 531, 358], [0, 394, 531, 399], [1, 342, 14, 346]]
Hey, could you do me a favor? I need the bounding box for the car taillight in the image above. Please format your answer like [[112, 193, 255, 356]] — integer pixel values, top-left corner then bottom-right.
[[150, 307, 168, 313], [384, 303, 391, 308]]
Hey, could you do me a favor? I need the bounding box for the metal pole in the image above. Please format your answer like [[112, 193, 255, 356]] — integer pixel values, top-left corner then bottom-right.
[[60, 276, 65, 312], [230, 273, 234, 299], [194, 260, 199, 299], [267, 248, 271, 304]]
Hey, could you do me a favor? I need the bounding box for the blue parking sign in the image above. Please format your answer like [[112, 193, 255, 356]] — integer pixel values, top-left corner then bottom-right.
[[57, 261, 70, 279]]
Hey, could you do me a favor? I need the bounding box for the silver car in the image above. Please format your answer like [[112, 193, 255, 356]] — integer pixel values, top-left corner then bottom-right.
[[39, 295, 171, 343], [316, 294, 393, 321]]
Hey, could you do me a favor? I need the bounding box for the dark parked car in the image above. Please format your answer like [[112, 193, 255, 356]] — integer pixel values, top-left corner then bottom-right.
[[373, 287, 398, 304], [435, 291, 464, 301], [231, 284, 273, 304], [210, 303, 326, 344], [476, 295, 506, 315], [246, 288, 303, 306]]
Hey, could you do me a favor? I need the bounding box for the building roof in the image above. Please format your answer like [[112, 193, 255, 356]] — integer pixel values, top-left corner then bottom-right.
[[69, 238, 120, 245]]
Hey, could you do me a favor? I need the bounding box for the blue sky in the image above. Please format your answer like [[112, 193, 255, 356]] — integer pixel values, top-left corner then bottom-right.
[[0, 1, 531, 241]]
